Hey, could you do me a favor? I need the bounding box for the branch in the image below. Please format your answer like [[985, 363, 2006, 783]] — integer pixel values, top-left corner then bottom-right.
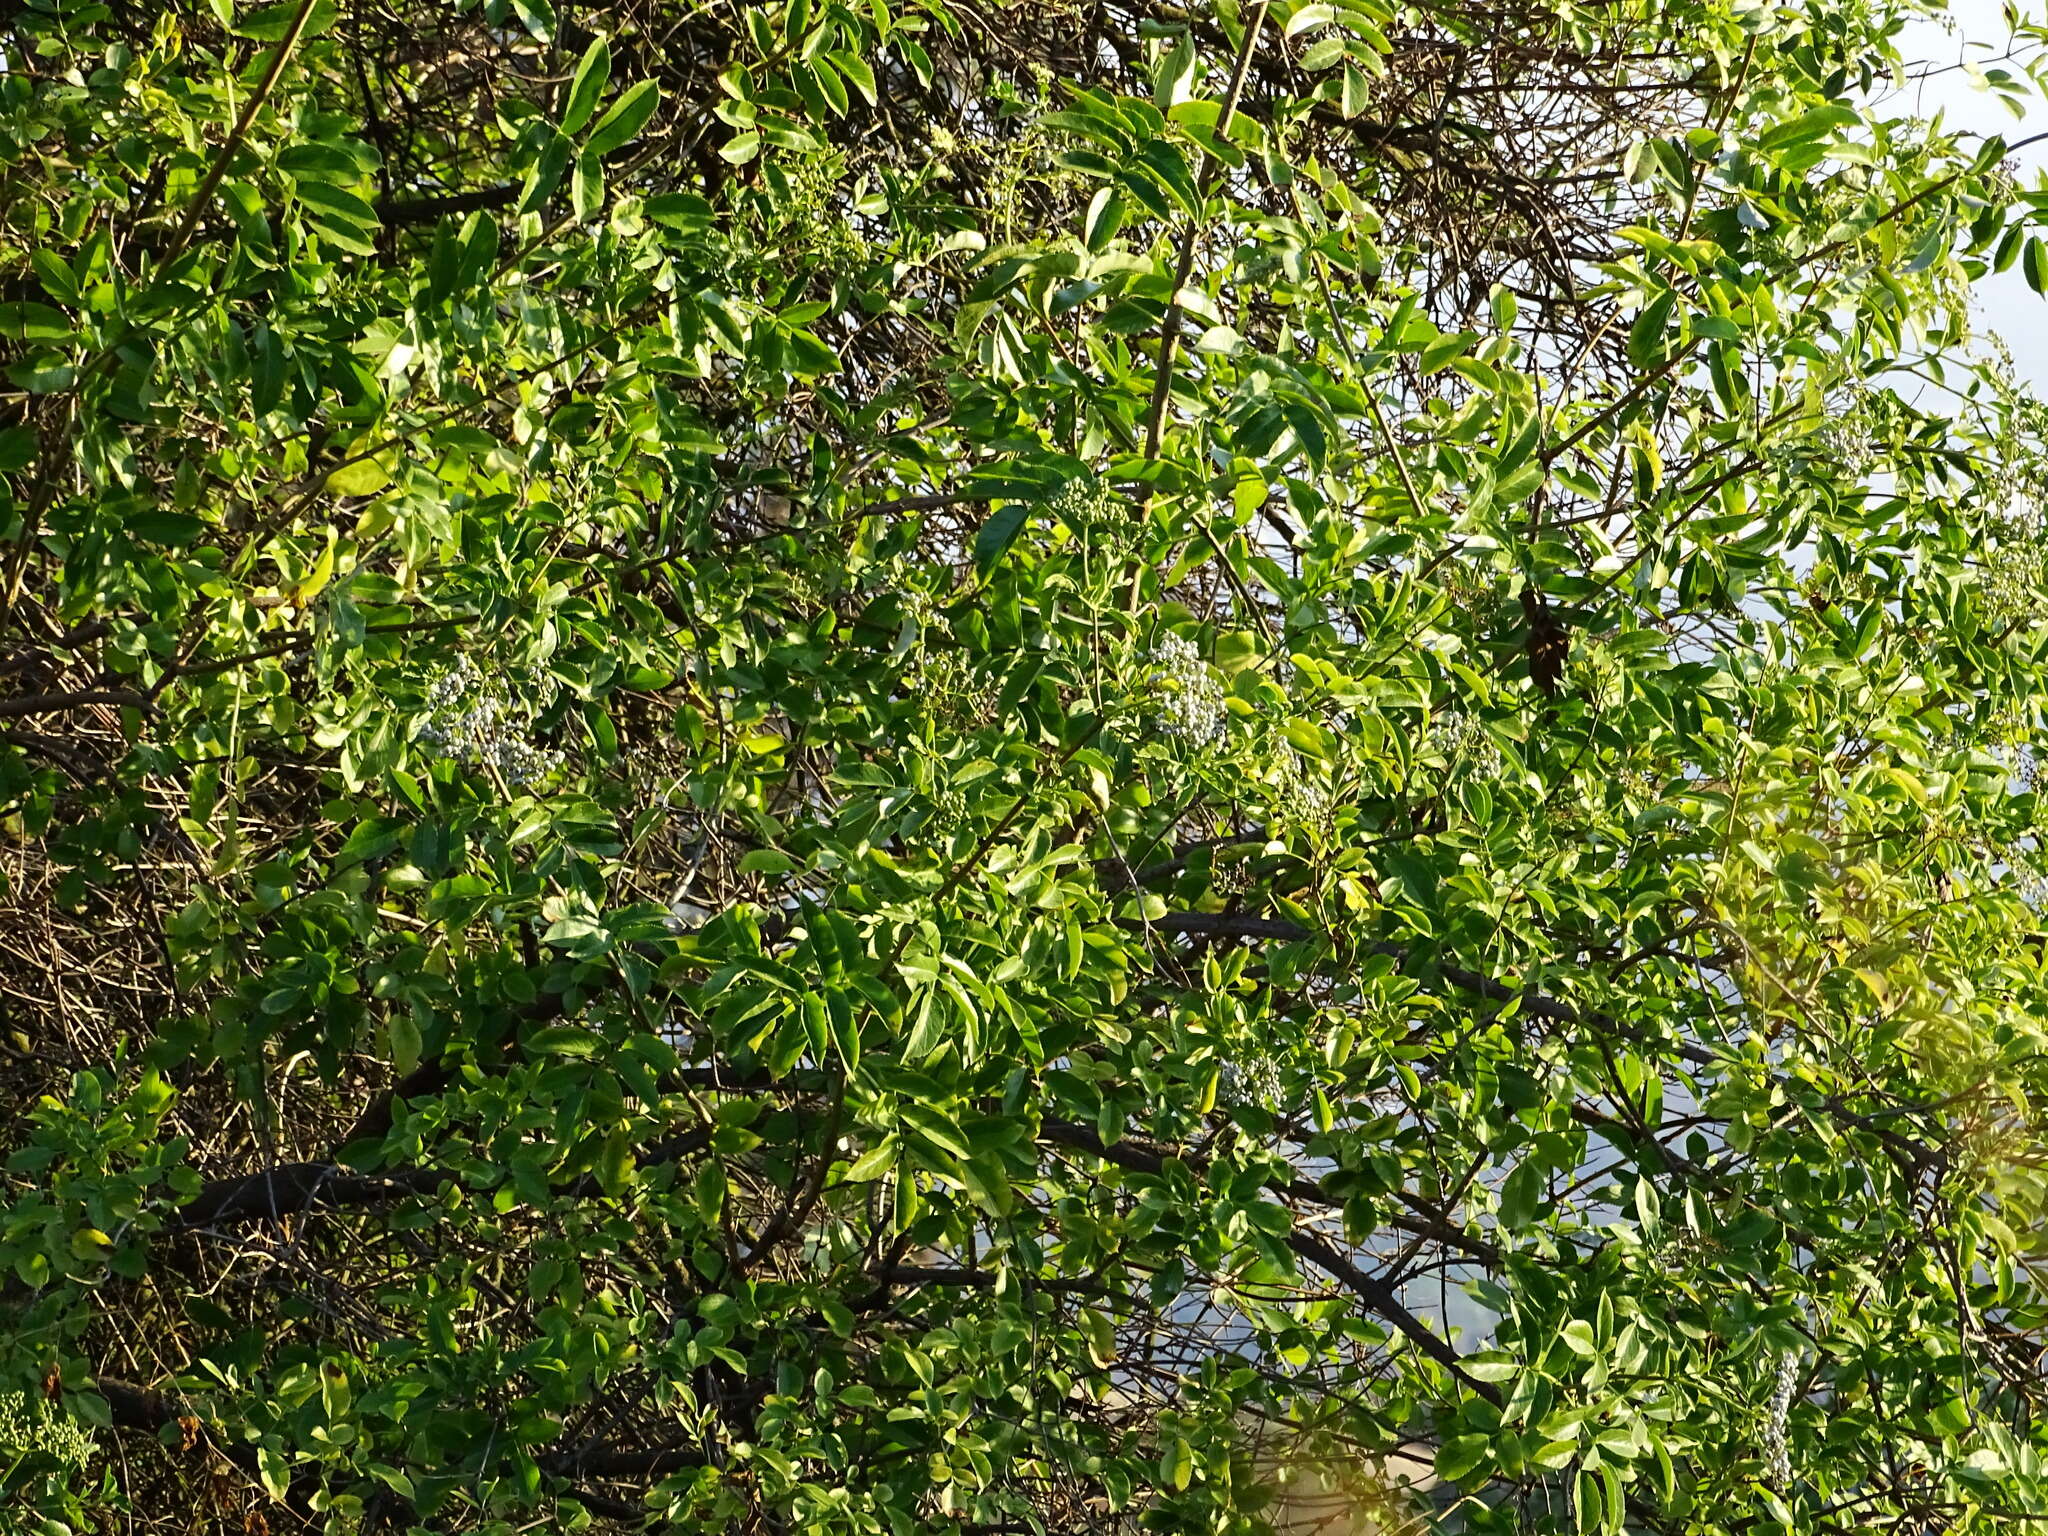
[[173, 1128, 713, 1232], [1141, 1, 1273, 461], [375, 183, 519, 225], [1127, 910, 1716, 1067], [1286, 1230, 1502, 1404], [155, 0, 328, 279], [1038, 1117, 1500, 1398], [872, 1263, 1112, 1298], [103, 1373, 679, 1528], [0, 687, 146, 719], [173, 1161, 445, 1227]]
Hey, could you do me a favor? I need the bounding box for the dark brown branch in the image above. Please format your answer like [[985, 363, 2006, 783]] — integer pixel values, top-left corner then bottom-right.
[[375, 183, 519, 225], [1038, 1117, 1499, 1398], [872, 1263, 1112, 1297], [174, 1128, 713, 1231], [0, 687, 146, 719]]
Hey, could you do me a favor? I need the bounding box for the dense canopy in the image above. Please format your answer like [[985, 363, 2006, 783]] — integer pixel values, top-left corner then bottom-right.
[[8, 0, 2048, 1532]]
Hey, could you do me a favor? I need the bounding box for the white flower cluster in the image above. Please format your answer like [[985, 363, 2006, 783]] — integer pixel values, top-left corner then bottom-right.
[[1145, 633, 1227, 746], [1810, 416, 1876, 481], [417, 655, 563, 790], [1760, 1351, 1800, 1489], [1266, 753, 1332, 837], [1433, 709, 1501, 780], [1219, 1052, 1283, 1112], [2000, 736, 2042, 796], [0, 1391, 93, 1470], [1980, 501, 2048, 630]]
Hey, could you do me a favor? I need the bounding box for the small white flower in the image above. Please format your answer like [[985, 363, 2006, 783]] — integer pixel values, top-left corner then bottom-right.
[[1218, 1053, 1282, 1111], [1434, 709, 1501, 780], [415, 657, 564, 790], [1759, 1350, 1800, 1489], [1145, 633, 1227, 746]]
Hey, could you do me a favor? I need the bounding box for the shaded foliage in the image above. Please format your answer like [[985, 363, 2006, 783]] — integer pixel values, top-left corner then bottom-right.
[[7, 0, 2048, 1533]]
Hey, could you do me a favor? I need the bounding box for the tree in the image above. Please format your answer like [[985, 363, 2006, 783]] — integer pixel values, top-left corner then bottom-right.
[[6, 0, 2048, 1530]]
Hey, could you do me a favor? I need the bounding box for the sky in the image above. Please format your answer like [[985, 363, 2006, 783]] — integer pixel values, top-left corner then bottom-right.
[[1896, 0, 2048, 380]]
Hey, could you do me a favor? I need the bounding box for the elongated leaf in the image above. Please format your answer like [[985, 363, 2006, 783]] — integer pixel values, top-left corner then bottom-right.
[[586, 79, 659, 157]]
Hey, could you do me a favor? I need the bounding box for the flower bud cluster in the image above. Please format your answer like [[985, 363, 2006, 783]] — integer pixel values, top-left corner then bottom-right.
[[1046, 474, 1132, 551], [417, 655, 564, 790], [1262, 752, 1333, 846], [1433, 709, 1501, 780], [1978, 499, 2048, 630], [1811, 417, 1876, 479], [1219, 1052, 1283, 1112], [920, 647, 1001, 729], [1145, 633, 1228, 746], [764, 148, 867, 265], [1210, 854, 1253, 896], [1989, 155, 2022, 208], [1046, 473, 1117, 530], [1435, 561, 1512, 631], [0, 1391, 93, 1470], [1760, 1351, 1800, 1489]]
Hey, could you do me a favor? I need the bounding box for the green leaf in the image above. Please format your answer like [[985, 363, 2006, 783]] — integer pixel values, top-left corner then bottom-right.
[[1341, 61, 1373, 118], [1084, 185, 1126, 252], [1499, 1158, 1543, 1228], [0, 303, 73, 342], [126, 511, 208, 546], [561, 36, 612, 135], [232, 0, 337, 39], [511, 0, 555, 40], [973, 502, 1031, 568], [387, 1013, 422, 1079], [644, 192, 714, 229], [1152, 33, 1196, 109], [278, 142, 366, 181], [519, 131, 573, 214], [1300, 35, 1345, 71], [1436, 1435, 1490, 1482], [572, 148, 605, 221], [1757, 104, 1859, 153], [325, 439, 396, 496], [1081, 1307, 1116, 1367], [1284, 2, 1337, 37], [31, 249, 80, 306], [843, 1138, 898, 1181], [296, 181, 381, 241], [586, 80, 659, 157], [1929, 1395, 1972, 1435], [258, 1446, 291, 1501], [1419, 330, 1474, 375], [1629, 289, 1676, 369], [1496, 460, 1544, 505], [1463, 1352, 1520, 1382], [902, 1103, 970, 1159]]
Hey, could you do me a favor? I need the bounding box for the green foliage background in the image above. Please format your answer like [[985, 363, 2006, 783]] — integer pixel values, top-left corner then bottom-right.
[[7, 0, 2048, 1531]]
